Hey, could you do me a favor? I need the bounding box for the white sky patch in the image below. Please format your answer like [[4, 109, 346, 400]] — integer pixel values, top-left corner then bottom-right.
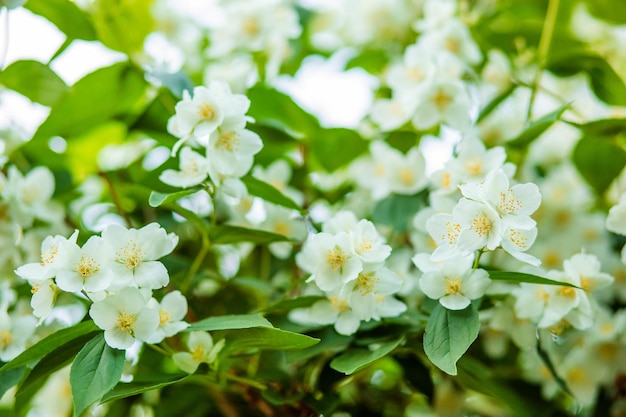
[[275, 50, 378, 128], [2, 8, 64, 65], [419, 129, 459, 175]]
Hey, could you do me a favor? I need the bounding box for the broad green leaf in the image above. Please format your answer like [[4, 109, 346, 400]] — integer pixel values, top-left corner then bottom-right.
[[384, 131, 420, 153], [345, 49, 389, 74], [241, 176, 302, 212], [25, 0, 97, 40], [247, 85, 319, 139], [210, 225, 293, 245], [570, 118, 626, 136], [477, 84, 517, 123], [423, 303, 479, 376], [92, 0, 155, 54], [225, 327, 319, 352], [584, 0, 626, 25], [259, 295, 325, 313], [549, 54, 626, 106], [309, 127, 368, 172], [372, 193, 426, 233], [0, 321, 99, 373], [17, 330, 99, 395], [70, 333, 125, 417], [185, 314, 273, 332], [32, 62, 148, 140], [330, 337, 403, 375], [101, 374, 188, 403], [507, 105, 569, 148], [149, 189, 203, 208], [573, 136, 626, 195], [0, 366, 26, 398], [285, 328, 354, 364], [0, 60, 69, 106], [488, 271, 580, 288]]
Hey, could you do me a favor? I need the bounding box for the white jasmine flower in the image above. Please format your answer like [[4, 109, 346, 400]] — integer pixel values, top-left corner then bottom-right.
[[369, 97, 415, 132], [174, 87, 224, 138], [89, 288, 160, 350], [418, 255, 490, 310], [29, 279, 58, 320], [159, 146, 209, 188], [260, 204, 307, 259], [207, 126, 263, 177], [417, 19, 482, 65], [563, 253, 613, 293], [341, 267, 405, 321], [425, 212, 468, 261], [322, 210, 359, 235], [55, 236, 114, 293], [15, 230, 79, 281], [290, 294, 362, 336], [144, 291, 189, 344], [350, 219, 392, 266], [606, 193, 626, 235], [102, 223, 178, 290], [453, 198, 503, 252], [411, 79, 471, 131], [447, 137, 507, 183], [172, 331, 224, 373], [0, 310, 37, 362]]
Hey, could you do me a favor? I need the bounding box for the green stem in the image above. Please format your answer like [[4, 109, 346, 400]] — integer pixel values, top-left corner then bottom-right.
[[226, 374, 267, 391], [526, 0, 561, 120], [146, 343, 171, 356], [473, 249, 485, 269], [182, 230, 210, 293]]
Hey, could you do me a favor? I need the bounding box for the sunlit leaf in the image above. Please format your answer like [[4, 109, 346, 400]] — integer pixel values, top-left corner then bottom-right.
[[488, 271, 580, 288], [25, 0, 97, 40], [309, 127, 368, 172], [149, 189, 203, 208], [185, 314, 273, 332], [101, 375, 189, 403], [423, 303, 479, 376], [573, 136, 626, 195], [241, 175, 302, 212], [225, 327, 319, 352], [210, 225, 294, 245], [507, 105, 569, 148], [330, 338, 403, 375], [70, 333, 125, 417], [0, 60, 69, 106], [92, 0, 155, 54]]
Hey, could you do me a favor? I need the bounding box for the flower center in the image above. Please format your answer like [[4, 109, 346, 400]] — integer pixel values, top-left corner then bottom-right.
[[470, 214, 492, 237], [117, 312, 136, 334], [357, 273, 379, 296], [274, 221, 290, 236], [159, 310, 171, 325], [40, 245, 59, 267], [399, 168, 414, 185], [326, 247, 347, 272], [198, 103, 216, 120], [0, 330, 13, 348], [465, 160, 483, 175], [498, 190, 523, 214], [444, 221, 461, 244], [77, 254, 99, 278], [444, 277, 462, 295], [508, 229, 528, 249], [558, 286, 576, 299], [116, 240, 146, 270], [329, 296, 348, 312], [191, 344, 206, 362], [432, 89, 453, 110], [215, 131, 238, 152]]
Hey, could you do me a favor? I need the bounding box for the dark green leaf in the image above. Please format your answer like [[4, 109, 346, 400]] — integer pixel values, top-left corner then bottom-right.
[[309, 127, 367, 172], [285, 328, 353, 364], [92, 0, 154, 54], [570, 118, 626, 136], [584, 0, 626, 24], [259, 295, 325, 314], [372, 193, 426, 233], [423, 303, 479, 375], [330, 337, 403, 375], [507, 104, 569, 148], [488, 271, 581, 288], [573, 136, 626, 195], [241, 175, 302, 212], [0, 366, 26, 398], [248, 85, 319, 138], [185, 314, 273, 332], [25, 0, 97, 40], [70, 333, 125, 417], [101, 374, 188, 403], [0, 321, 99, 373], [384, 131, 419, 153], [225, 327, 319, 352], [536, 341, 573, 396], [149, 189, 203, 208], [0, 60, 69, 106], [210, 225, 293, 245], [32, 62, 148, 140]]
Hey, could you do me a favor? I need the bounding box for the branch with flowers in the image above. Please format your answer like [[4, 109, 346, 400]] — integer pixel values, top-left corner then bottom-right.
[[1, 0, 626, 416]]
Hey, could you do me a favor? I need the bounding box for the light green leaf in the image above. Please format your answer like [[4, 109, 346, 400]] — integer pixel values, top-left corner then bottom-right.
[[25, 0, 97, 40], [92, 0, 154, 54], [148, 189, 203, 208], [210, 225, 293, 245], [0, 321, 99, 373], [309, 127, 368, 172], [573, 136, 626, 195], [584, 0, 626, 25], [0, 366, 26, 398], [247, 85, 319, 139], [507, 104, 569, 148], [241, 176, 302, 212], [345, 49, 389, 74], [225, 327, 319, 352], [185, 314, 273, 332], [372, 193, 426, 233], [330, 338, 404, 375], [32, 62, 148, 140], [0, 60, 69, 106], [259, 295, 325, 313], [488, 271, 580, 288], [70, 333, 125, 417], [423, 303, 479, 376], [101, 375, 188, 403]]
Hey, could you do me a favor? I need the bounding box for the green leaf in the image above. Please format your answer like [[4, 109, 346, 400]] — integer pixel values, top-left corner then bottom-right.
[[259, 295, 325, 313], [92, 0, 155, 54], [1, 0, 26, 9], [70, 333, 125, 417], [101, 374, 188, 403], [225, 327, 319, 352], [384, 131, 420, 153], [488, 271, 581, 288], [0, 366, 26, 398], [0, 60, 69, 106], [25, 0, 97, 40], [507, 104, 569, 148], [548, 54, 626, 106], [573, 136, 626, 195], [17, 330, 99, 395], [285, 328, 354, 364], [241, 176, 302, 212], [148, 189, 203, 208], [32, 62, 148, 140], [0, 321, 99, 373], [210, 225, 293, 245], [330, 338, 403, 375], [570, 118, 626, 136], [247, 85, 319, 139], [185, 314, 273, 332], [372, 193, 426, 233], [309, 127, 368, 172], [345, 49, 389, 74], [584, 0, 626, 25], [423, 303, 479, 376]]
